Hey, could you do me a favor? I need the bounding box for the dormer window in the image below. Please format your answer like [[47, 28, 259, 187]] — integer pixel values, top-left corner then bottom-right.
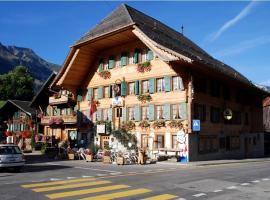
[[108, 56, 115, 69], [133, 48, 140, 64], [146, 49, 154, 61], [120, 52, 128, 67], [98, 59, 104, 72]]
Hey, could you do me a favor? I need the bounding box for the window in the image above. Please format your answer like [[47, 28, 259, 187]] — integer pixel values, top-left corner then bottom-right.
[[103, 109, 109, 121], [52, 106, 58, 116], [194, 103, 206, 121], [156, 105, 164, 120], [129, 52, 133, 65], [103, 59, 109, 70], [233, 111, 242, 125], [120, 52, 128, 66], [133, 48, 140, 64], [104, 86, 109, 98], [93, 88, 98, 100], [172, 135, 178, 149], [172, 104, 181, 119], [172, 76, 184, 91], [156, 135, 164, 148], [128, 107, 135, 121], [142, 80, 149, 94], [210, 106, 220, 123], [198, 136, 218, 154], [156, 78, 165, 92], [219, 137, 226, 149], [141, 134, 149, 148], [142, 106, 149, 120], [193, 77, 207, 93], [210, 81, 220, 97], [146, 49, 154, 61], [223, 85, 231, 100], [61, 108, 66, 116], [108, 56, 115, 69], [128, 82, 135, 95], [231, 136, 240, 149], [98, 59, 104, 71]]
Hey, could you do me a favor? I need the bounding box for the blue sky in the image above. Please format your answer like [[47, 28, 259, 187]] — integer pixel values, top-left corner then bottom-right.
[[0, 1, 270, 86]]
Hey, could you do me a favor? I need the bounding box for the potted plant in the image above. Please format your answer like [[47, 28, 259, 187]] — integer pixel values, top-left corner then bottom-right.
[[152, 120, 166, 129], [139, 120, 150, 129], [137, 61, 151, 73], [67, 148, 75, 160], [84, 149, 93, 162], [103, 150, 111, 164], [121, 121, 136, 131], [98, 70, 111, 79], [168, 120, 183, 129], [137, 93, 152, 103], [116, 151, 125, 165]]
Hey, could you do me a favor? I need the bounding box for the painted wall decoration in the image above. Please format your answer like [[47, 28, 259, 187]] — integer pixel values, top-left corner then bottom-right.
[[176, 130, 188, 162]]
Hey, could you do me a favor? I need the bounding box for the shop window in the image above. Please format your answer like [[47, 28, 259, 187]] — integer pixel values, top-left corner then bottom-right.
[[128, 82, 135, 95], [210, 81, 220, 97], [194, 103, 206, 122], [156, 135, 164, 148], [210, 106, 220, 123], [128, 107, 135, 121], [141, 106, 149, 120], [172, 135, 177, 149], [156, 78, 165, 92], [172, 76, 184, 91], [156, 105, 164, 120], [142, 80, 149, 94]]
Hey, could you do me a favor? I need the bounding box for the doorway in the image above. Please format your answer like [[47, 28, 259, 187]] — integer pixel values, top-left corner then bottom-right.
[[114, 107, 122, 130], [100, 136, 110, 150]]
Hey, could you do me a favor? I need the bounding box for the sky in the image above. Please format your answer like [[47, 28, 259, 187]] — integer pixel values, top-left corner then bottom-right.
[[0, 1, 270, 86]]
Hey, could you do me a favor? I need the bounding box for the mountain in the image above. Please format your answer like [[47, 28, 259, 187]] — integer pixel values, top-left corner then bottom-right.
[[0, 42, 60, 91]]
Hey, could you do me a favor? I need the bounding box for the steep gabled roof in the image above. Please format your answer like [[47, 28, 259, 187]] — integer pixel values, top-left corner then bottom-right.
[[74, 4, 253, 88], [7, 100, 35, 116]]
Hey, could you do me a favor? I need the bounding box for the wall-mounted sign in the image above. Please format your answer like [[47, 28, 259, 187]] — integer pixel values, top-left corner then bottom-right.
[[192, 119, 200, 132], [112, 96, 123, 107], [97, 124, 106, 134], [224, 108, 233, 120]]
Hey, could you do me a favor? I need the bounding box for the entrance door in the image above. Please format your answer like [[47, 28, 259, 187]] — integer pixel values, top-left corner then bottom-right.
[[100, 136, 110, 150], [114, 107, 122, 130]]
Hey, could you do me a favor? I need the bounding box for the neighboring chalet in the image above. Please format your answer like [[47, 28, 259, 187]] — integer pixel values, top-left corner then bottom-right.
[[50, 4, 268, 161], [0, 100, 35, 150], [30, 72, 79, 148], [263, 97, 270, 155]]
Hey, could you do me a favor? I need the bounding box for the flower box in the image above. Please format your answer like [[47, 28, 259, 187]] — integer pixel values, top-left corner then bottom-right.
[[98, 70, 111, 79], [137, 93, 152, 103], [85, 154, 93, 162], [103, 155, 111, 164], [117, 157, 125, 165], [137, 61, 151, 73], [68, 153, 75, 160]]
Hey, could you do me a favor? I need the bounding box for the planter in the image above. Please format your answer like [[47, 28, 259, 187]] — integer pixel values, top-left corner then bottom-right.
[[137, 93, 152, 103], [117, 157, 125, 165], [68, 153, 75, 160], [85, 154, 93, 162], [98, 70, 111, 79], [137, 61, 151, 73], [103, 155, 111, 164]]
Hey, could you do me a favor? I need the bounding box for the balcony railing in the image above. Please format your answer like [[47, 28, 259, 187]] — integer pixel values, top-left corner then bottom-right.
[[41, 115, 77, 125], [49, 95, 75, 105]]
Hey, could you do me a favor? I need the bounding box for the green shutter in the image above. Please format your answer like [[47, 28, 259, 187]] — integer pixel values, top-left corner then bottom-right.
[[120, 52, 127, 67], [108, 56, 114, 69], [108, 85, 112, 98], [149, 105, 155, 121], [148, 78, 156, 94], [57, 108, 61, 116], [108, 108, 113, 121], [164, 104, 171, 120], [98, 86, 103, 99], [98, 59, 104, 72], [121, 81, 128, 96], [121, 107, 127, 122], [77, 95, 83, 102], [133, 49, 139, 64], [180, 102, 187, 120], [134, 106, 141, 122], [135, 80, 140, 95], [87, 88, 93, 101], [147, 50, 154, 61], [164, 76, 171, 92], [46, 106, 50, 116]]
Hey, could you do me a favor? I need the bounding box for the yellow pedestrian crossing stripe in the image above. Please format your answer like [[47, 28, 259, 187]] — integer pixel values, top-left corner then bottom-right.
[[79, 188, 151, 200], [141, 194, 178, 200], [32, 180, 111, 192], [46, 184, 129, 199], [21, 178, 178, 200], [21, 177, 96, 188]]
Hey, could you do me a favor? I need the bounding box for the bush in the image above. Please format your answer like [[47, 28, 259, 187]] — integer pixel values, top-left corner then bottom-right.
[[40, 143, 48, 155]]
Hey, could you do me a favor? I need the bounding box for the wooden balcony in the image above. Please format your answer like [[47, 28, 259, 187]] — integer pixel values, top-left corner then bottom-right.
[[41, 115, 77, 125], [49, 95, 75, 105]]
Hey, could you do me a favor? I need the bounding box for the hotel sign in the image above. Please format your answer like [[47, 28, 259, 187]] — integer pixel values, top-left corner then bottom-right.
[[112, 96, 124, 107]]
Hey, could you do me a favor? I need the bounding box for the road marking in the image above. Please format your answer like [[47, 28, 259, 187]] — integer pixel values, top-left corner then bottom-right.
[[50, 178, 61, 181], [21, 177, 96, 188], [46, 184, 129, 199], [82, 176, 93, 178], [192, 193, 206, 197], [74, 167, 119, 173], [141, 194, 178, 200], [169, 168, 177, 170], [240, 183, 250, 186], [175, 198, 186, 200], [67, 177, 77, 179], [128, 172, 137, 174], [262, 178, 270, 181], [252, 180, 260, 183], [226, 186, 237, 190], [79, 188, 151, 200], [110, 172, 122, 175], [96, 174, 107, 176], [32, 180, 111, 192], [213, 190, 223, 193]]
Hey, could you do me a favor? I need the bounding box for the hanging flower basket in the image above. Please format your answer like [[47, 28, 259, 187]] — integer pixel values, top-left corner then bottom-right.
[[5, 131, 13, 137], [137, 93, 152, 103], [98, 70, 111, 79], [152, 120, 166, 129], [27, 119, 34, 128], [168, 120, 183, 129], [137, 61, 151, 73], [121, 121, 136, 131], [49, 117, 64, 126], [139, 120, 150, 129], [21, 131, 32, 138]]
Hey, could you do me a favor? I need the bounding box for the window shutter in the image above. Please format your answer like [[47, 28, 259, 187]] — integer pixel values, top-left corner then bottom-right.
[[98, 86, 103, 99], [77, 95, 83, 102], [121, 107, 127, 122], [134, 106, 141, 121], [133, 49, 140, 64], [135, 80, 140, 95], [120, 52, 127, 67], [147, 50, 154, 61], [179, 77, 184, 90], [87, 88, 93, 101], [148, 78, 156, 94], [121, 81, 128, 96], [108, 56, 114, 69], [98, 59, 104, 72], [149, 104, 155, 121], [164, 76, 171, 92], [163, 104, 171, 120], [180, 102, 187, 120], [57, 108, 61, 116], [46, 106, 50, 116], [108, 108, 113, 121]]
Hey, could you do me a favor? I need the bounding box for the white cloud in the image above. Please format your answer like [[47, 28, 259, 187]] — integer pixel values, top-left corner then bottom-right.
[[213, 35, 270, 58], [260, 79, 270, 86], [209, 1, 259, 41]]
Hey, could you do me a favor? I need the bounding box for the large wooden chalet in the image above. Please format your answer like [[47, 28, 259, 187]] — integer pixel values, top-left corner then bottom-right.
[[50, 4, 268, 161]]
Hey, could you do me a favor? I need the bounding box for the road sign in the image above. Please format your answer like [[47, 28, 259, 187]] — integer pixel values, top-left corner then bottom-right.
[[192, 119, 200, 132]]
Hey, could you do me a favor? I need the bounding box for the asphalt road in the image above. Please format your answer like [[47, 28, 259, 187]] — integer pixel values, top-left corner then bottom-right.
[[1, 159, 270, 200]]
